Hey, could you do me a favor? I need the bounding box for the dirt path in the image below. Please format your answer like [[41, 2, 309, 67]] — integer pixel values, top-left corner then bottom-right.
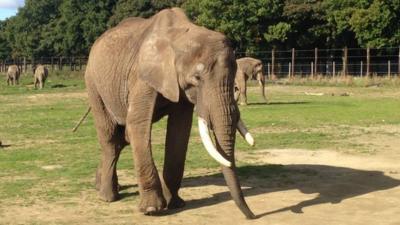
[[2, 149, 399, 225]]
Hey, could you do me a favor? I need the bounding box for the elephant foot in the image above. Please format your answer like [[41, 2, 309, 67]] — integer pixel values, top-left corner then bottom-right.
[[167, 195, 186, 209], [139, 190, 166, 215], [240, 102, 248, 106], [99, 187, 119, 202]]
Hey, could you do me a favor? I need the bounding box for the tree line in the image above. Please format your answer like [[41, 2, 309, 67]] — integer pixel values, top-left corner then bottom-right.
[[0, 0, 399, 60]]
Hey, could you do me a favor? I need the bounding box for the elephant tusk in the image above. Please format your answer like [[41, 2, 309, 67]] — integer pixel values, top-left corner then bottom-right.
[[237, 119, 255, 146], [198, 117, 232, 167]]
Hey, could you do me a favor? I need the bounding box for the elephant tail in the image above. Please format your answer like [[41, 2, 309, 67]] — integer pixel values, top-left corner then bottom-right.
[[72, 107, 92, 132]]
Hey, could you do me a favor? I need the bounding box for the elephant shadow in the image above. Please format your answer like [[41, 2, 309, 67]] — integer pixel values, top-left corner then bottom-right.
[[51, 84, 68, 89], [244, 101, 310, 106], [170, 164, 400, 217]]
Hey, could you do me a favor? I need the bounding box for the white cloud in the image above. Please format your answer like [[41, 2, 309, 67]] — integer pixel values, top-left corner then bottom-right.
[[0, 0, 25, 10]]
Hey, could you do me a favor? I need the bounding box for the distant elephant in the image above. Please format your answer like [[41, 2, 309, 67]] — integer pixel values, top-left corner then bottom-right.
[[234, 57, 266, 105], [85, 8, 255, 219], [34, 65, 48, 89], [7, 65, 20, 86]]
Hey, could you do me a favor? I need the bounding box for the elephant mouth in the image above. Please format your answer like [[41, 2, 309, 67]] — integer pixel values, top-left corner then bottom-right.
[[197, 117, 254, 167]]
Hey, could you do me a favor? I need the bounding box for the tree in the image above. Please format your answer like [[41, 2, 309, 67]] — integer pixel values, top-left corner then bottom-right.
[[3, 0, 62, 58], [0, 20, 12, 59], [108, 0, 183, 27], [183, 0, 284, 55], [350, 0, 400, 47]]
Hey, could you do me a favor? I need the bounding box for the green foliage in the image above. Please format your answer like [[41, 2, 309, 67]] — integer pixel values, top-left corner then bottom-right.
[[3, 0, 62, 58], [108, 0, 182, 26], [0, 0, 399, 59], [0, 21, 11, 59], [263, 22, 291, 43], [350, 0, 400, 47], [183, 0, 284, 53]]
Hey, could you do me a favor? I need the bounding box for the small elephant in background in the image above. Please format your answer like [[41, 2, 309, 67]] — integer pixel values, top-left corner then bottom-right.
[[34, 65, 48, 89], [234, 57, 267, 105], [7, 65, 21, 86]]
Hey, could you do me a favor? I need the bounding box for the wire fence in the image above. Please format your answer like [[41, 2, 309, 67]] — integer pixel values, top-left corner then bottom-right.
[[0, 57, 88, 73], [237, 47, 400, 78], [1, 47, 400, 78]]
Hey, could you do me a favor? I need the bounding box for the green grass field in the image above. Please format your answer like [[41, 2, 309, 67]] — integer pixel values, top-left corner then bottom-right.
[[1, 72, 400, 203]]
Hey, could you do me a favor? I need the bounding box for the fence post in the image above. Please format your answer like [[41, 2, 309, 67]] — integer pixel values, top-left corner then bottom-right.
[[23, 57, 27, 73], [342, 47, 348, 76], [31, 57, 35, 72], [366, 47, 370, 77], [311, 62, 314, 78], [398, 47, 400, 76], [51, 57, 54, 71], [314, 48, 318, 75], [333, 61, 336, 78], [60, 57, 63, 71], [388, 61, 391, 78], [267, 63, 271, 80], [271, 49, 275, 78], [288, 62, 291, 78], [360, 61, 363, 77], [291, 48, 295, 78]]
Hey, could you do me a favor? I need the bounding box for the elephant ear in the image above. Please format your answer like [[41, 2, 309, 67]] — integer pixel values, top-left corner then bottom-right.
[[138, 33, 179, 102]]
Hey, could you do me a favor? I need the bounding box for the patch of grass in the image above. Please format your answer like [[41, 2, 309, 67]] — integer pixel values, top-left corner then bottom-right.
[[0, 74, 399, 202]]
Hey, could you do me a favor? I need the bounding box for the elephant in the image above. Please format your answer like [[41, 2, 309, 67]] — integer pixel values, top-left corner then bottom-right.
[[85, 8, 256, 219], [234, 57, 267, 105], [7, 65, 21, 86], [33, 65, 48, 89]]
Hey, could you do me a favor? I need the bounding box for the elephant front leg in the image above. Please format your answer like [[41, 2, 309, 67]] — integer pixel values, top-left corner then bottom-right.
[[127, 86, 166, 215], [239, 81, 248, 105], [163, 104, 193, 209], [34, 78, 39, 89]]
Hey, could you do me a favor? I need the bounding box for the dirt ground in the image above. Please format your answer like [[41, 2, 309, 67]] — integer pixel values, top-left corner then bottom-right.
[[1, 86, 399, 225], [2, 147, 399, 225]]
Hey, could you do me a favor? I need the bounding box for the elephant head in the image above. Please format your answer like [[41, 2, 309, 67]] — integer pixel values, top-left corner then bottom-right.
[[137, 8, 256, 219]]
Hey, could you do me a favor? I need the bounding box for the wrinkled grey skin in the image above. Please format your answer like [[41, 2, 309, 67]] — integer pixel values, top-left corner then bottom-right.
[[34, 65, 49, 89], [234, 57, 266, 105], [85, 8, 255, 219], [7, 65, 20, 86]]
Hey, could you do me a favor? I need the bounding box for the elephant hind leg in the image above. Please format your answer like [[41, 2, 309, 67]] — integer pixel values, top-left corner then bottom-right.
[[87, 82, 127, 202]]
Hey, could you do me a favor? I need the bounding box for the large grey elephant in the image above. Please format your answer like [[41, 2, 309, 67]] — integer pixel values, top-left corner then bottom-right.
[[34, 65, 48, 89], [234, 57, 266, 105], [85, 8, 255, 219], [7, 65, 20, 86]]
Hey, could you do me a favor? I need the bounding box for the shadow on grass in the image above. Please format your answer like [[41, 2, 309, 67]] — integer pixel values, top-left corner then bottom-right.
[[161, 164, 400, 218], [51, 84, 68, 88], [262, 101, 310, 105], [0, 144, 12, 148]]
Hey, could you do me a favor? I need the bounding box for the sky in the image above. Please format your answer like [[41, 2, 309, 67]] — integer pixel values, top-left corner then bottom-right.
[[0, 0, 25, 21]]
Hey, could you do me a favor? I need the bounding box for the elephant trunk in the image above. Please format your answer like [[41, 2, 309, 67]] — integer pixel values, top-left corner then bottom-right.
[[221, 166, 256, 219], [209, 91, 255, 219], [258, 72, 267, 102]]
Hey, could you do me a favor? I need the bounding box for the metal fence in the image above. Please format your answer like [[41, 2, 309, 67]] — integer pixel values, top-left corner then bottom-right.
[[0, 57, 88, 73], [237, 47, 400, 78], [1, 47, 400, 78]]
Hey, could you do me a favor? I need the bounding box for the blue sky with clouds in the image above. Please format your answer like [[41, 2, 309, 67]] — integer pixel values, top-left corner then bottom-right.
[[0, 0, 25, 21]]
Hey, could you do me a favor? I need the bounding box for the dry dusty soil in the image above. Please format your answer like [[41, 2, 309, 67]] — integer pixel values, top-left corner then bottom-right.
[[2, 148, 399, 225]]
